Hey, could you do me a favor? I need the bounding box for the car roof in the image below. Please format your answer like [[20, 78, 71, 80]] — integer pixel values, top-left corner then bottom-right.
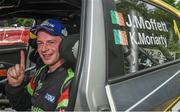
[[0, 0, 81, 19]]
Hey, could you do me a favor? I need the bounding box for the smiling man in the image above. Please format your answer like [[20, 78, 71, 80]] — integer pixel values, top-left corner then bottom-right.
[[5, 19, 74, 111]]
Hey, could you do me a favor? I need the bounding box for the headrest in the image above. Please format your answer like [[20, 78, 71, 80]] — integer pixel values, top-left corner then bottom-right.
[[60, 34, 79, 64]]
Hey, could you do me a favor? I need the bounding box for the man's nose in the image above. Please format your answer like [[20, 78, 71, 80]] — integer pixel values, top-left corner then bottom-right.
[[41, 44, 48, 52]]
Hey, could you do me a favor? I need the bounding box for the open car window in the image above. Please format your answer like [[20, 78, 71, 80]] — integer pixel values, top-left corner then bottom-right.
[[107, 0, 180, 80]]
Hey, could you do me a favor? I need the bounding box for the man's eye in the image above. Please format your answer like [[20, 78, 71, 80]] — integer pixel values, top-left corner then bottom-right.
[[47, 41, 55, 44], [37, 41, 43, 45]]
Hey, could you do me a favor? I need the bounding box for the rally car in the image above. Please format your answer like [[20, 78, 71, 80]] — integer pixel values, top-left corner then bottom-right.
[[0, 0, 179, 111]]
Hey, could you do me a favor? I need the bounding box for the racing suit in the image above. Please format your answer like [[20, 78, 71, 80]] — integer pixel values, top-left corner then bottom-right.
[[5, 64, 74, 111]]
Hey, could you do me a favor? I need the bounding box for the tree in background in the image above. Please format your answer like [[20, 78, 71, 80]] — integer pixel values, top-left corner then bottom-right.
[[163, 0, 180, 9], [176, 1, 180, 9], [16, 18, 34, 27]]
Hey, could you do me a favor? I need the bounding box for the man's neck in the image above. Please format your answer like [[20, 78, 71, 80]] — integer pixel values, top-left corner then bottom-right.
[[48, 59, 65, 73]]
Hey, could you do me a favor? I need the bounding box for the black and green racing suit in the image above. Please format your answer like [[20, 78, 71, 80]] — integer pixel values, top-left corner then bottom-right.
[[5, 64, 74, 111]]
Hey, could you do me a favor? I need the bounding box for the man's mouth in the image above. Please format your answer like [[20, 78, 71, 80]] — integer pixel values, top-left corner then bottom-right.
[[42, 54, 51, 60]]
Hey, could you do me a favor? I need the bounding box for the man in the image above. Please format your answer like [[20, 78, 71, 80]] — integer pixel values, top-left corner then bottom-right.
[[5, 19, 74, 111]]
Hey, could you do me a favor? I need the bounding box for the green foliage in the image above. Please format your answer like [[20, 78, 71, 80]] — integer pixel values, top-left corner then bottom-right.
[[16, 18, 34, 27], [162, 0, 180, 10], [176, 1, 180, 9]]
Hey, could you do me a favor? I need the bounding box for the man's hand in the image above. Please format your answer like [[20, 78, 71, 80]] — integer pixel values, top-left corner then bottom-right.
[[7, 50, 25, 87]]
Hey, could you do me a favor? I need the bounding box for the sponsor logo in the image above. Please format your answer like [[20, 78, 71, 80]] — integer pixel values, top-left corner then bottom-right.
[[32, 106, 44, 111], [41, 20, 55, 28], [45, 93, 55, 103]]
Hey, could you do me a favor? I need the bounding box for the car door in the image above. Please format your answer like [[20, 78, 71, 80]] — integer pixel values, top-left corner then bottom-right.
[[103, 0, 180, 111]]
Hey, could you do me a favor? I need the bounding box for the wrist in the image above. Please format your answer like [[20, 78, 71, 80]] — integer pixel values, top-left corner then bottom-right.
[[7, 79, 24, 87], [8, 82, 21, 87], [5, 82, 24, 95]]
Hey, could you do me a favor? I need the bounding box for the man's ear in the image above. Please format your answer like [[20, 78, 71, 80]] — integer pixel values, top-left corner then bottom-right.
[[59, 34, 79, 64]]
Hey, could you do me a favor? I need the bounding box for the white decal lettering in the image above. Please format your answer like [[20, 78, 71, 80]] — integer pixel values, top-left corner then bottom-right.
[[126, 14, 168, 32], [133, 32, 167, 47], [134, 16, 145, 29], [129, 32, 137, 45], [126, 15, 132, 27]]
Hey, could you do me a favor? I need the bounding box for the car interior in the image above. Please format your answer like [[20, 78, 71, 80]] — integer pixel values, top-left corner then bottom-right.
[[0, 0, 81, 110], [1, 0, 178, 111]]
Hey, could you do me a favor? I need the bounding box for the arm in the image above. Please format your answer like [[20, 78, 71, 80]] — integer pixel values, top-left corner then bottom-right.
[[56, 88, 69, 111], [5, 81, 32, 110], [5, 50, 32, 110], [56, 68, 75, 111]]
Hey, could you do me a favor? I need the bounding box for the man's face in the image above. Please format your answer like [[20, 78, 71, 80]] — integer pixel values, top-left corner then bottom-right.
[[37, 30, 63, 65]]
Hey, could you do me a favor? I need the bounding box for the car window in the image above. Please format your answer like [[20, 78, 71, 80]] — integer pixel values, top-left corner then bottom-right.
[[106, 0, 180, 80]]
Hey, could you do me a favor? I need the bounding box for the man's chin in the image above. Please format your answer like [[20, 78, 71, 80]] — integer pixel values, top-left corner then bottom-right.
[[42, 60, 52, 65]]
